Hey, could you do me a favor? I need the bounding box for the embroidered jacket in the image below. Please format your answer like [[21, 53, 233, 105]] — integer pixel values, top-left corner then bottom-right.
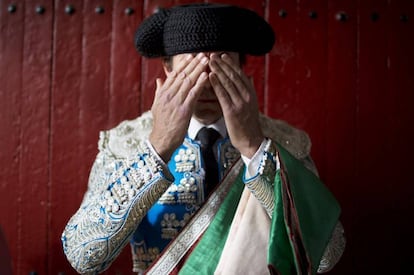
[[61, 111, 345, 274]]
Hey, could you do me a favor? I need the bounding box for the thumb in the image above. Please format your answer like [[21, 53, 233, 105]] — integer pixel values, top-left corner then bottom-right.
[[155, 78, 163, 95]]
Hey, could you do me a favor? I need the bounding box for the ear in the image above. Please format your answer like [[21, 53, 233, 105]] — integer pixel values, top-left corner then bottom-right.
[[162, 58, 173, 76], [163, 64, 171, 76]]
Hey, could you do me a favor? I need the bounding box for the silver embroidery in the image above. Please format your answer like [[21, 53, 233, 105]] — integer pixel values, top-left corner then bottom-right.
[[220, 140, 240, 171], [177, 177, 198, 204], [161, 213, 191, 240], [61, 140, 173, 274], [132, 241, 160, 273], [245, 139, 278, 217], [116, 124, 134, 136], [175, 148, 197, 173], [64, 112, 343, 274], [317, 222, 346, 273], [159, 140, 205, 206]]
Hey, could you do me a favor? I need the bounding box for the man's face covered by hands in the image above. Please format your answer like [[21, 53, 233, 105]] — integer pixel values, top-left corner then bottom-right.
[[165, 52, 241, 125], [151, 50, 263, 161]]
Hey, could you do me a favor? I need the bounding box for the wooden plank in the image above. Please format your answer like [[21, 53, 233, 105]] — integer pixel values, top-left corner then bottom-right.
[[267, 0, 298, 120], [388, 0, 414, 209], [351, 1, 391, 273], [386, 0, 414, 273], [3, 1, 414, 274], [0, 1, 24, 274], [18, 0, 53, 274], [294, 0, 328, 178], [108, 0, 143, 126], [325, 1, 357, 273], [325, 1, 357, 203], [49, 0, 84, 274], [78, 0, 113, 195]]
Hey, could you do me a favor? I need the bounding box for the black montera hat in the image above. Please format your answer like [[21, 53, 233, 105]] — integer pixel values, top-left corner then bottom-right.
[[135, 3, 275, 58]]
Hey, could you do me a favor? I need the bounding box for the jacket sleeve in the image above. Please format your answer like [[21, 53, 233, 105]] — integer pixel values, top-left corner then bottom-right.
[[61, 140, 174, 274], [243, 138, 345, 273]]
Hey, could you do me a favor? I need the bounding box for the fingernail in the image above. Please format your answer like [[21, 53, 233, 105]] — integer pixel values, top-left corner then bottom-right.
[[200, 56, 209, 65], [185, 54, 193, 61], [200, 72, 207, 80], [196, 52, 205, 60]]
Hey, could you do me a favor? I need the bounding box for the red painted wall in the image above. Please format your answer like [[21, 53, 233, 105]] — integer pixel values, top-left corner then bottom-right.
[[0, 0, 413, 274]]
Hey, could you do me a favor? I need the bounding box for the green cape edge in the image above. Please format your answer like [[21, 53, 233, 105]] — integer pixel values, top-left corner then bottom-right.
[[268, 144, 341, 274]]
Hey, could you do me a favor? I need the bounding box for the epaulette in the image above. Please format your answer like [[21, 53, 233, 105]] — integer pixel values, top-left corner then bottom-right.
[[259, 114, 311, 160], [98, 111, 153, 158]]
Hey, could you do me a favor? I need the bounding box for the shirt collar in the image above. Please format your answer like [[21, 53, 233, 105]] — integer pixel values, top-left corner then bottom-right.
[[188, 116, 227, 140]]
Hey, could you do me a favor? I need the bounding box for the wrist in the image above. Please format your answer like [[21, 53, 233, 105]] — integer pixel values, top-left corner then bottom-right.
[[148, 135, 175, 162], [238, 135, 264, 159]]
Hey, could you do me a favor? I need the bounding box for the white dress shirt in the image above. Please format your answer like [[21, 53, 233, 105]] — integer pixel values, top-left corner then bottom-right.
[[188, 117, 266, 179]]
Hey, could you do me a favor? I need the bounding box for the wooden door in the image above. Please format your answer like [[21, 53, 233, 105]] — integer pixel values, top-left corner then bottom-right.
[[0, 1, 413, 274]]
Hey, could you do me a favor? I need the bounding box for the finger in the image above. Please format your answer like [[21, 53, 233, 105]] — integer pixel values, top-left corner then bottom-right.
[[184, 71, 209, 108], [162, 70, 178, 90], [184, 53, 209, 86], [161, 54, 209, 103], [221, 53, 251, 88], [161, 54, 193, 90], [173, 53, 205, 77], [164, 54, 207, 94], [214, 55, 251, 102], [156, 77, 162, 89], [151, 78, 162, 110], [154, 78, 163, 97], [172, 53, 194, 74], [209, 57, 241, 104], [209, 72, 232, 109], [172, 53, 209, 99], [175, 74, 193, 103], [176, 59, 208, 104], [165, 71, 187, 99]]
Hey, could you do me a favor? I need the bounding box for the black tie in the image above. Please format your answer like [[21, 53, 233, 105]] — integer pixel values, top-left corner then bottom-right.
[[195, 127, 221, 195]]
